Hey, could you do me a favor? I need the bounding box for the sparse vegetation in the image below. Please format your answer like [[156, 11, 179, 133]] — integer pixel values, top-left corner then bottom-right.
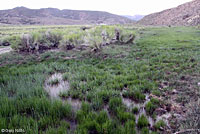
[[154, 120, 166, 130], [145, 98, 160, 115], [48, 78, 59, 86]]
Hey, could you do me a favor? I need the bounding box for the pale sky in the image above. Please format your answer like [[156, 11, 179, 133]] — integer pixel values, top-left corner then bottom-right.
[[0, 0, 193, 15]]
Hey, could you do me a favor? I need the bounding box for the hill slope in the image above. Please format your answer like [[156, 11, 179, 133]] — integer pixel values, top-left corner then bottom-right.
[[139, 0, 200, 26], [0, 7, 134, 25]]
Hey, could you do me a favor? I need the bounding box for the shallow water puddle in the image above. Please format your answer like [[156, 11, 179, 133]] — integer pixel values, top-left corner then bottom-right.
[[122, 93, 170, 128], [65, 97, 82, 111], [44, 73, 82, 111], [44, 73, 70, 98]]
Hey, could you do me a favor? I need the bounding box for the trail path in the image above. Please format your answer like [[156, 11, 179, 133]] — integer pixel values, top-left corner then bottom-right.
[[0, 47, 12, 55]]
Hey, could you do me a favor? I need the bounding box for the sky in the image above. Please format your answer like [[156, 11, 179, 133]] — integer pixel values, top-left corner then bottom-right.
[[0, 0, 193, 15]]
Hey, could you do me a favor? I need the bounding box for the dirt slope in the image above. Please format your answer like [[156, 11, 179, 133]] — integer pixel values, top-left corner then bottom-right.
[[139, 0, 200, 26]]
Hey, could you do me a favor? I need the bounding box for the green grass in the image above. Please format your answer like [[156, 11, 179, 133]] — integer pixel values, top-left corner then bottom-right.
[[0, 25, 200, 133], [48, 78, 59, 86], [154, 120, 166, 130], [137, 114, 149, 129]]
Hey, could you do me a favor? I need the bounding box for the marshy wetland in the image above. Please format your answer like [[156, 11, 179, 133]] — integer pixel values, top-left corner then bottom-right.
[[0, 25, 200, 134]]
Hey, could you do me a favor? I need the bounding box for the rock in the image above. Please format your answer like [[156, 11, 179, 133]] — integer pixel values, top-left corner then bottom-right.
[[172, 89, 178, 94], [198, 82, 200, 86]]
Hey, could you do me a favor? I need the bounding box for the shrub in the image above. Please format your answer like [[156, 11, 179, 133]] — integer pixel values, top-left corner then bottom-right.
[[2, 35, 21, 47], [86, 28, 103, 51], [137, 114, 149, 129], [41, 31, 62, 47]]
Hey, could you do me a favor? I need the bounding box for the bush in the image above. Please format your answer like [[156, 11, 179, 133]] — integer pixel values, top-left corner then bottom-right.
[[2, 35, 21, 47], [41, 31, 62, 47], [86, 28, 103, 51], [137, 114, 149, 129]]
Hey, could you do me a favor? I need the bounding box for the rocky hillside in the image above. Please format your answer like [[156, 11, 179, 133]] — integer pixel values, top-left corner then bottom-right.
[[139, 0, 200, 26], [0, 7, 134, 25]]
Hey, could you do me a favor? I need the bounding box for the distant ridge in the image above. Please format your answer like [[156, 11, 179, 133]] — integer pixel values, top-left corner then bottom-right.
[[123, 15, 145, 21], [0, 7, 134, 25], [139, 0, 200, 26]]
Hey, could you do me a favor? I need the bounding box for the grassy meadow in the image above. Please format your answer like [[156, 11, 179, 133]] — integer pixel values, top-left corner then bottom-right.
[[0, 25, 200, 134]]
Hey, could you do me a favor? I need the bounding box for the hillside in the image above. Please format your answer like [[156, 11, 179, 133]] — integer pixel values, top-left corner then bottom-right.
[[139, 0, 200, 26], [0, 7, 134, 25]]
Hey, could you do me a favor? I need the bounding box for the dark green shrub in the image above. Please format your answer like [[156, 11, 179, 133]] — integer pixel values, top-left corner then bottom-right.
[[137, 114, 149, 129], [41, 31, 62, 47]]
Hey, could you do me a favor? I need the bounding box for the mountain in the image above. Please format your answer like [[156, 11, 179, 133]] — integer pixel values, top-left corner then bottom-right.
[[139, 0, 200, 26], [0, 7, 134, 25], [123, 15, 145, 21]]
